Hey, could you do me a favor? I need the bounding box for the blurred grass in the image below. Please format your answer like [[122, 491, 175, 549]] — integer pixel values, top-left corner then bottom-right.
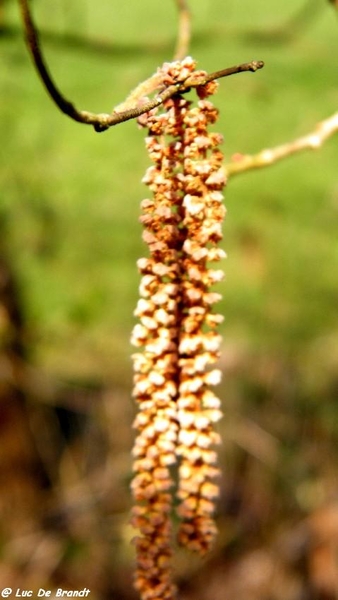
[[1, 0, 338, 392]]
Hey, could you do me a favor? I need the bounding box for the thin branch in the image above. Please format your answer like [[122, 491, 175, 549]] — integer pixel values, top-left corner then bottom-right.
[[225, 112, 338, 178], [19, 0, 107, 128], [183, 60, 264, 87], [173, 0, 191, 60], [18, 0, 264, 133]]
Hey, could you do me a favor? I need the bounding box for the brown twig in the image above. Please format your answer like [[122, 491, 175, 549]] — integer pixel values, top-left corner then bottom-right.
[[184, 60, 264, 87], [225, 112, 338, 178], [173, 0, 191, 60], [18, 0, 264, 132]]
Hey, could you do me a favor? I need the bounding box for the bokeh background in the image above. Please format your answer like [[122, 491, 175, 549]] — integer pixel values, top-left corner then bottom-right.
[[1, 0, 338, 598]]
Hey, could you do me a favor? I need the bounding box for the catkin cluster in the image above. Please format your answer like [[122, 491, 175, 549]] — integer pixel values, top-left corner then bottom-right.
[[130, 57, 226, 600]]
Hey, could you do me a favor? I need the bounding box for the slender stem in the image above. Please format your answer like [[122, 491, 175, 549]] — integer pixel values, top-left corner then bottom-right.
[[18, 0, 105, 126], [184, 60, 265, 87], [173, 0, 191, 60], [205, 60, 265, 81], [225, 112, 338, 177]]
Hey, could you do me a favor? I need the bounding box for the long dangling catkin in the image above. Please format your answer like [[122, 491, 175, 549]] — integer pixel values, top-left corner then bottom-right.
[[131, 57, 226, 600]]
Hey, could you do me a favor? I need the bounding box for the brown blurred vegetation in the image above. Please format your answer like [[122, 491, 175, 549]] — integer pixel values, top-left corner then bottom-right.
[[2, 240, 338, 599]]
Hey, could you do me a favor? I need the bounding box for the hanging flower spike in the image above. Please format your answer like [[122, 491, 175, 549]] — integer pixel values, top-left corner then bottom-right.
[[131, 57, 226, 600], [130, 59, 195, 600], [176, 89, 226, 555]]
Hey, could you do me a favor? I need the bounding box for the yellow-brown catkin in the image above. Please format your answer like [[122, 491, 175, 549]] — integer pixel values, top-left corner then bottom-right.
[[131, 57, 226, 600]]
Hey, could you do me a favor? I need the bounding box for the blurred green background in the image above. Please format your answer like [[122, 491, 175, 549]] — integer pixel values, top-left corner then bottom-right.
[[1, 0, 338, 598]]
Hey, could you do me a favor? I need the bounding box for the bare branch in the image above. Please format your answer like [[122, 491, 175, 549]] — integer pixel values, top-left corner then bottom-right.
[[225, 112, 338, 178], [184, 60, 264, 87], [18, 0, 263, 132], [173, 0, 191, 60], [18, 0, 110, 129]]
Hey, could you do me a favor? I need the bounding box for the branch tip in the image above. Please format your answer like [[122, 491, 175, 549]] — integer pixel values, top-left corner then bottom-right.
[[251, 60, 265, 71]]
